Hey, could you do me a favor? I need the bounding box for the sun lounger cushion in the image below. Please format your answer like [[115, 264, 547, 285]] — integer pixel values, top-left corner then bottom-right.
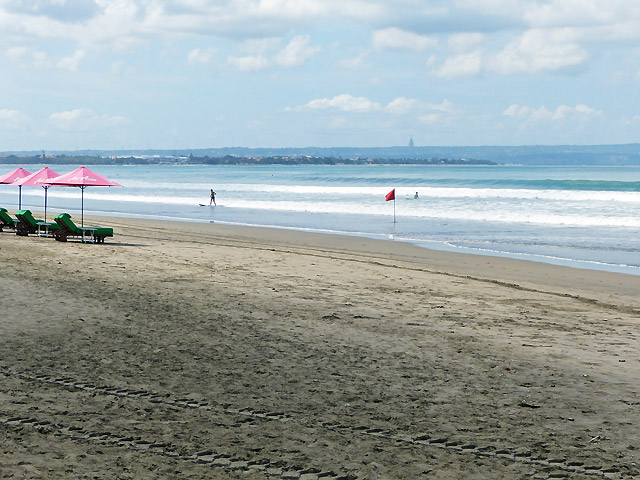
[[0, 207, 17, 231], [15, 209, 60, 236], [53, 213, 113, 243]]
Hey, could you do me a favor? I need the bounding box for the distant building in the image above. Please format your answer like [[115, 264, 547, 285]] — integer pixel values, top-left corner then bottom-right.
[[409, 137, 414, 147]]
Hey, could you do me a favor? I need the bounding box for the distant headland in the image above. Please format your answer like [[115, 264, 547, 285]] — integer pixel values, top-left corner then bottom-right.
[[2, 144, 640, 165]]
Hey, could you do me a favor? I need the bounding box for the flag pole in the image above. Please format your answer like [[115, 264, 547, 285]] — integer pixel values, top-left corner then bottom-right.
[[385, 188, 396, 223]]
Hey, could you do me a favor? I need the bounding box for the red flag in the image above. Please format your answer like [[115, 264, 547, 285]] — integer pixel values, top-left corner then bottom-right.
[[385, 189, 395, 201]]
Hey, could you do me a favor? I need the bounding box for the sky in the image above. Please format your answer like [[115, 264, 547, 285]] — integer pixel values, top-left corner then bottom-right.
[[1, 0, 640, 150]]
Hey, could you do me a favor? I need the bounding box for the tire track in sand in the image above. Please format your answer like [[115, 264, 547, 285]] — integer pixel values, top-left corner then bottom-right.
[[2, 368, 630, 479]]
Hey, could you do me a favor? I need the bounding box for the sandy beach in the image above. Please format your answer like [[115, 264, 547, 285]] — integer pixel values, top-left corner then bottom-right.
[[1, 215, 639, 479]]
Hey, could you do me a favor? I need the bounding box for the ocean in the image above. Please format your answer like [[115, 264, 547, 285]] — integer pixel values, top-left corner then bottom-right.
[[2, 163, 640, 275]]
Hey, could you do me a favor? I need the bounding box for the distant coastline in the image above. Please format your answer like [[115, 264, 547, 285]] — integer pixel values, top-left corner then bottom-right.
[[0, 154, 495, 166], [2, 143, 640, 165]]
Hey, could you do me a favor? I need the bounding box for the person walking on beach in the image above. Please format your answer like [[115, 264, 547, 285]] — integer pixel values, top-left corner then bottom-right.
[[209, 189, 216, 206]]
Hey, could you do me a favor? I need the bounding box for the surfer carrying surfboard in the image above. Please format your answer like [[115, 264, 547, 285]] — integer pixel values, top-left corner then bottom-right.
[[209, 189, 216, 206]]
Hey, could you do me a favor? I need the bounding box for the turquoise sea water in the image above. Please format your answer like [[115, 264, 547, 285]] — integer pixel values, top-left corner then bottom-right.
[[2, 164, 640, 275]]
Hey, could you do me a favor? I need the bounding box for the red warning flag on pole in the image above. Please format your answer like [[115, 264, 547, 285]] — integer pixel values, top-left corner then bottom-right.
[[385, 189, 395, 201]]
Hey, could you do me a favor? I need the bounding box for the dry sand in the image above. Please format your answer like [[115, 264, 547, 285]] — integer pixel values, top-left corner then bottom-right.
[[1, 215, 639, 479]]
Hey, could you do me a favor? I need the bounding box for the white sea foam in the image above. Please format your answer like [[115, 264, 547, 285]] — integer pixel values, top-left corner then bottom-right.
[[18, 188, 637, 228], [441, 241, 640, 271], [97, 180, 640, 203]]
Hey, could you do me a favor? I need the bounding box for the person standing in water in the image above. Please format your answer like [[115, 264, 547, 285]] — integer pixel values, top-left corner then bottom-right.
[[209, 189, 216, 206], [414, 192, 419, 199]]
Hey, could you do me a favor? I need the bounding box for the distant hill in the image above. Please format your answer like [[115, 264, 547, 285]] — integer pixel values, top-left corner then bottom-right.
[[2, 144, 640, 165]]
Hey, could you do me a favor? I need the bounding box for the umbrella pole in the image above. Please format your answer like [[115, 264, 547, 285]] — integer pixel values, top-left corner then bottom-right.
[[44, 186, 48, 222], [19, 185, 22, 210], [81, 186, 85, 227]]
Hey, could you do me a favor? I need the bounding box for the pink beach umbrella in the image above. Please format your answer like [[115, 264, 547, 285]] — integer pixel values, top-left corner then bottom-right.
[[12, 167, 61, 222], [0, 167, 32, 209], [44, 166, 123, 227]]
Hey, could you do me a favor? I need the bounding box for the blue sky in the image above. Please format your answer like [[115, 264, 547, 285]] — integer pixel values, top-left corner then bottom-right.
[[1, 0, 640, 150]]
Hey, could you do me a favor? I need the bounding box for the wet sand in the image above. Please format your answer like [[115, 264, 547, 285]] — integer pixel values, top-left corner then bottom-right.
[[1, 215, 639, 479]]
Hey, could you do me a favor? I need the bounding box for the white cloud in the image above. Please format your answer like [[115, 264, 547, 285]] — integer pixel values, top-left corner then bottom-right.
[[295, 95, 456, 123], [100, 113, 131, 127], [2, 0, 639, 57], [273, 35, 321, 67], [452, 0, 526, 13], [418, 99, 457, 124], [385, 97, 421, 115], [240, 37, 281, 55], [556, 103, 601, 119], [503, 103, 601, 122], [428, 99, 456, 114], [228, 35, 320, 71], [448, 32, 486, 52], [0, 109, 30, 130], [490, 28, 588, 74], [433, 51, 484, 77], [187, 46, 217, 65], [49, 108, 131, 131], [433, 28, 589, 77], [227, 54, 270, 72], [109, 60, 125, 75], [503, 104, 530, 117], [298, 94, 437, 114], [418, 113, 440, 125], [338, 54, 372, 70], [302, 94, 381, 112], [522, 0, 626, 28], [6, 45, 87, 71], [5, 46, 49, 68], [0, 0, 395, 55], [49, 108, 90, 130], [57, 48, 86, 71], [251, 0, 392, 25], [329, 116, 348, 128], [0, 0, 633, 80], [372, 27, 438, 51]]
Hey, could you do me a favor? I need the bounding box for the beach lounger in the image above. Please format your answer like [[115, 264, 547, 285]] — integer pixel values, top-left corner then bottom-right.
[[0, 207, 17, 232], [53, 213, 113, 243], [15, 209, 61, 237]]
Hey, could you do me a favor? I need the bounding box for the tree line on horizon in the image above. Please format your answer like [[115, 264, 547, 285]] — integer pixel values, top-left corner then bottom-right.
[[0, 154, 495, 166], [4, 144, 640, 165]]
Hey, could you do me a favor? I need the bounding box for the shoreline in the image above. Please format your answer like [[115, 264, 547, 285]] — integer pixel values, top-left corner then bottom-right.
[[91, 214, 640, 307], [204, 219, 640, 277], [18, 204, 640, 277], [1, 214, 639, 477], [3, 161, 640, 278], [6, 209, 640, 300]]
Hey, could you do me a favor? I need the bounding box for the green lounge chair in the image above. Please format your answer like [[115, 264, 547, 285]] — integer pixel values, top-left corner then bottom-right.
[[15, 209, 61, 237], [53, 213, 113, 243], [0, 207, 17, 232]]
